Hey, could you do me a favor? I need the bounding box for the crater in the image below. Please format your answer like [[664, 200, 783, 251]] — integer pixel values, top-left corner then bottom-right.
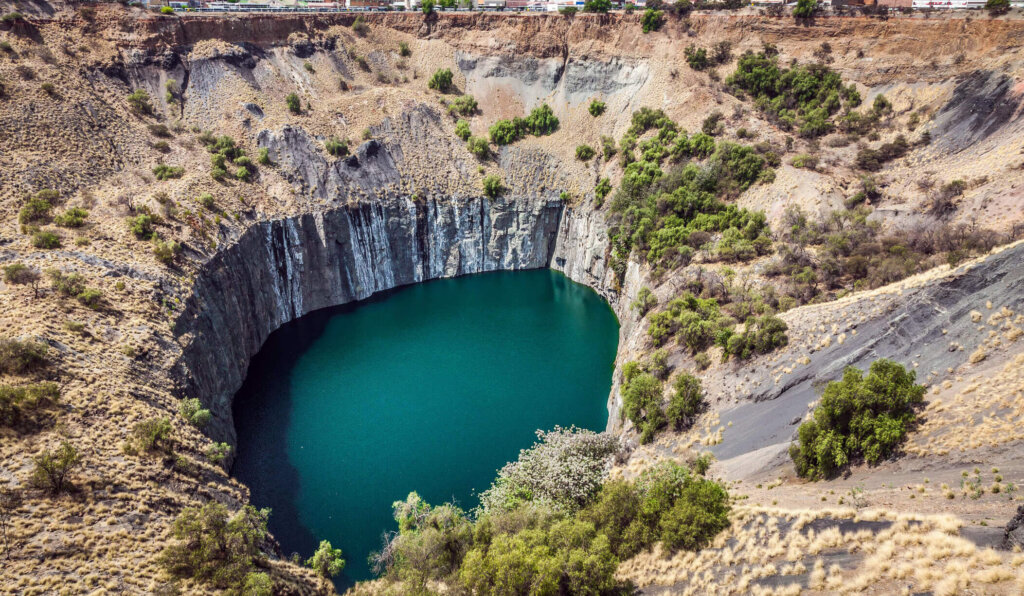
[[231, 269, 619, 587]]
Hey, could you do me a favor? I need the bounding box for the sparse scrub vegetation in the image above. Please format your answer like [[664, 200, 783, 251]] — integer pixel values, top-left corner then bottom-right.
[[179, 398, 212, 428], [325, 136, 349, 157], [31, 441, 82, 494], [127, 89, 152, 115], [0, 339, 48, 376], [0, 382, 59, 431], [54, 207, 87, 228], [152, 164, 184, 181], [447, 94, 477, 116], [575, 144, 595, 161]]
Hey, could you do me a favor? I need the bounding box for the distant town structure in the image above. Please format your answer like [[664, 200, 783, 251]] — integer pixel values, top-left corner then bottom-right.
[[165, 0, 1012, 12]]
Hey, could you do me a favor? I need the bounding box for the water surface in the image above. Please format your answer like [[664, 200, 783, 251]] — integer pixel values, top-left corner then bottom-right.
[[233, 269, 618, 588]]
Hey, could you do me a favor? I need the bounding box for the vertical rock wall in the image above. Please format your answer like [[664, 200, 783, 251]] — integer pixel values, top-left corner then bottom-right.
[[174, 195, 564, 445]]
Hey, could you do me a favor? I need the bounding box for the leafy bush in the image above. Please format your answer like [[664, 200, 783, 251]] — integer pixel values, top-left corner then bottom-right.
[[559, 5, 577, 14], [152, 164, 184, 180], [477, 427, 620, 513], [0, 382, 59, 430], [421, 0, 435, 14], [131, 417, 173, 453], [3, 263, 40, 296], [595, 177, 612, 206], [466, 136, 489, 159], [524, 103, 559, 136], [666, 373, 703, 430], [987, 0, 1010, 15], [719, 314, 789, 361], [641, 8, 663, 33], [31, 229, 60, 249], [685, 45, 709, 71], [621, 370, 665, 444], [18, 194, 53, 225], [179, 398, 212, 428], [855, 135, 910, 171], [488, 119, 520, 145], [31, 441, 82, 494], [581, 461, 729, 558], [307, 540, 345, 578], [448, 94, 477, 116], [793, 0, 816, 18], [589, 99, 606, 116], [482, 174, 504, 199], [153, 238, 181, 264], [352, 15, 369, 35], [789, 359, 925, 479], [728, 51, 859, 138], [631, 286, 658, 316], [454, 119, 471, 141], [257, 147, 270, 165], [285, 92, 301, 114], [160, 5, 174, 14], [127, 89, 152, 115], [428, 68, 454, 92], [158, 503, 270, 590], [575, 144, 595, 161], [205, 442, 232, 466], [128, 214, 155, 240], [54, 207, 87, 228], [399, 41, 411, 57], [325, 137, 349, 157]]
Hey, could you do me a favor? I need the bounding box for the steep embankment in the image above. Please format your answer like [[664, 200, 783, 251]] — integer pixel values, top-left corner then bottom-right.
[[2, 6, 1024, 594]]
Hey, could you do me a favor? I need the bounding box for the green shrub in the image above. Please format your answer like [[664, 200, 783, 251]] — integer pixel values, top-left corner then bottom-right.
[[594, 177, 612, 206], [524, 103, 559, 136], [666, 374, 703, 430], [128, 214, 155, 240], [790, 153, 818, 169], [719, 314, 788, 361], [160, 5, 174, 14], [31, 441, 81, 494], [685, 45, 710, 71], [158, 503, 270, 590], [466, 136, 489, 159], [285, 92, 301, 114], [421, 0, 435, 14], [153, 238, 181, 264], [789, 359, 925, 480], [987, 0, 1010, 14], [575, 144, 595, 161], [54, 207, 87, 228], [31, 229, 60, 249], [793, 0, 816, 18], [621, 368, 664, 444], [589, 99, 606, 116], [641, 8, 663, 33], [179, 398, 212, 428], [0, 339, 47, 375], [325, 137, 349, 157], [631, 286, 658, 316], [3, 263, 41, 296], [306, 540, 345, 578], [131, 417, 173, 453], [559, 5, 578, 14], [428, 68, 454, 92], [18, 196, 53, 225], [488, 119, 520, 145], [0, 382, 60, 430], [257, 147, 270, 165], [127, 89, 152, 115], [399, 41, 411, 57], [482, 174, 504, 199], [303, 61, 314, 73], [583, 0, 612, 9], [448, 94, 477, 116], [452, 120, 472, 142], [152, 164, 184, 180], [76, 288, 102, 310], [352, 15, 369, 35], [205, 442, 232, 466]]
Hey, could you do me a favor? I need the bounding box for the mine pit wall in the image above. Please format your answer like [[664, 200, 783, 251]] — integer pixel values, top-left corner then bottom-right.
[[173, 195, 638, 450]]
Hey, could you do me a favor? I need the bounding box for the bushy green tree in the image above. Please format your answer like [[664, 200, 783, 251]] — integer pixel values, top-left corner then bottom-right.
[[793, 0, 816, 18], [666, 373, 703, 430], [631, 286, 658, 316], [3, 263, 41, 297], [0, 339, 47, 375], [621, 370, 664, 444], [31, 441, 81, 494], [455, 119, 471, 141], [306, 540, 345, 578], [589, 99, 607, 116], [583, 0, 611, 11], [428, 68, 453, 92], [466, 136, 489, 159], [482, 174, 504, 199], [285, 92, 301, 114], [158, 503, 270, 590], [641, 8, 663, 33], [790, 359, 925, 479], [986, 0, 1010, 15]]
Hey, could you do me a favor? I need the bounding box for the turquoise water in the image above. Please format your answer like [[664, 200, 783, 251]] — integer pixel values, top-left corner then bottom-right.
[[232, 269, 619, 588]]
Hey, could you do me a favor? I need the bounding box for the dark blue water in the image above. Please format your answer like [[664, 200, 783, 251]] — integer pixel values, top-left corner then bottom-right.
[[232, 269, 618, 589]]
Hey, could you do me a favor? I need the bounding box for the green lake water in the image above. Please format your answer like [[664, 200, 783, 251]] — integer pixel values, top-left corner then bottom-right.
[[232, 269, 619, 589]]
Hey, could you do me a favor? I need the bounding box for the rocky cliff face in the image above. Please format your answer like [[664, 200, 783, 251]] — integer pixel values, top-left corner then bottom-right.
[[175, 193, 564, 446]]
